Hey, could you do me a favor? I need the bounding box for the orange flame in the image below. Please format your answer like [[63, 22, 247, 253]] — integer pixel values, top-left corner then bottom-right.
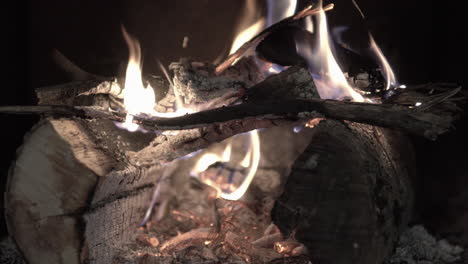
[[121, 27, 157, 131], [119, 27, 194, 131]]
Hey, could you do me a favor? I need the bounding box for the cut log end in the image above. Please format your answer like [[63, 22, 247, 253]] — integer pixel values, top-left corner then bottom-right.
[[272, 120, 414, 264]]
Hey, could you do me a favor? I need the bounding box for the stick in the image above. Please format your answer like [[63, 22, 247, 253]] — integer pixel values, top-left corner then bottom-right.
[[159, 228, 217, 254], [0, 95, 457, 139]]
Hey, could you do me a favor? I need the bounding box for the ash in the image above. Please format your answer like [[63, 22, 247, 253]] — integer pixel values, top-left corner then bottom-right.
[[387, 225, 464, 264], [112, 126, 315, 264]]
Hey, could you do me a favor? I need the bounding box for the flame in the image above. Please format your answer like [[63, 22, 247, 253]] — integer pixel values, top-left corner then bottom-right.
[[230, 0, 297, 55], [191, 130, 260, 201], [191, 1, 300, 200], [350, 0, 400, 91], [221, 142, 232, 161], [223, 130, 260, 200], [369, 35, 398, 90], [267, 0, 297, 27], [229, 0, 265, 55], [121, 27, 157, 131], [295, 4, 364, 102], [230, 19, 265, 55], [118, 27, 194, 131]]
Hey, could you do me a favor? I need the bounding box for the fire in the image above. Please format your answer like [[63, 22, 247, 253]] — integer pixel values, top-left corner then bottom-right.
[[119, 27, 194, 131], [191, 130, 260, 201], [192, 1, 299, 200], [295, 3, 365, 102], [230, 0, 297, 55], [266, 0, 297, 27], [121, 27, 157, 131], [229, 0, 265, 55], [369, 35, 398, 91], [350, 0, 400, 91]]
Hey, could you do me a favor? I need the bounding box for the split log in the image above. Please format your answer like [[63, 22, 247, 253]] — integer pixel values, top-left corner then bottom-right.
[[272, 120, 415, 264], [4, 118, 164, 264], [2, 57, 273, 264]]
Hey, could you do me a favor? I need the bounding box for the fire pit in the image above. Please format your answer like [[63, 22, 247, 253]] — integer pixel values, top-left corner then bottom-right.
[[1, 1, 464, 264]]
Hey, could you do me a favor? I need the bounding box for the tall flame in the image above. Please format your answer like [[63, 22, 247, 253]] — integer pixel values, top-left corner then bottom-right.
[[296, 4, 364, 102], [191, 1, 300, 201], [119, 27, 194, 131], [369, 35, 398, 90], [121, 27, 157, 131], [191, 1, 299, 201], [350, 0, 399, 91]]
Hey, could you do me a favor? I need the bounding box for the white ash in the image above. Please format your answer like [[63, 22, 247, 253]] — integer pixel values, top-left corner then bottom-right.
[[387, 225, 464, 264], [170, 58, 246, 105]]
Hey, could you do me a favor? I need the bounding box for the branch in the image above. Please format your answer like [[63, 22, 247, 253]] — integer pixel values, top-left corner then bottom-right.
[[0, 95, 458, 140]]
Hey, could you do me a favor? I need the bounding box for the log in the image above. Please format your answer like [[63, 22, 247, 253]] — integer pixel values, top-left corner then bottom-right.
[[272, 120, 415, 264], [2, 56, 461, 264], [4, 118, 415, 264], [2, 58, 276, 264], [4, 118, 164, 264]]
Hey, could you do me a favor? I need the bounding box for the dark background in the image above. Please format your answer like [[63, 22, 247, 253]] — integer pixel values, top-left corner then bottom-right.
[[2, 0, 467, 255]]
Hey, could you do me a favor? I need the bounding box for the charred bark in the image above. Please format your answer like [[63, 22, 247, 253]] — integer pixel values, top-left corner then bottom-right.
[[272, 120, 415, 264]]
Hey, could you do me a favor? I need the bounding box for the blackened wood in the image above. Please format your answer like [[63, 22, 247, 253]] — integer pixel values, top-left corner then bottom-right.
[[272, 120, 415, 264], [0, 92, 458, 140]]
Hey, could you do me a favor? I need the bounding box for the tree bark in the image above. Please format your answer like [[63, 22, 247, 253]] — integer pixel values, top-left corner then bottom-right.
[[272, 120, 415, 264]]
